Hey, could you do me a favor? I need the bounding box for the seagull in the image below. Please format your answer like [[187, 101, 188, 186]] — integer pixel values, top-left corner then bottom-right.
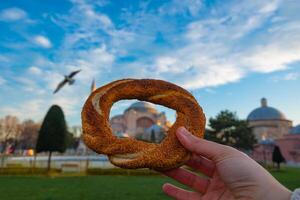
[[53, 70, 81, 94]]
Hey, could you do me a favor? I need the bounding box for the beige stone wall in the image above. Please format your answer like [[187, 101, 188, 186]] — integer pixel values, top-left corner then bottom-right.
[[248, 119, 292, 141], [110, 115, 127, 134], [110, 107, 168, 138], [123, 110, 157, 137]]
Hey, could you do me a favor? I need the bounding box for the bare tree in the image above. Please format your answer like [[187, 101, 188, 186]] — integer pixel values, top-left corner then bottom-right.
[[0, 115, 23, 153], [18, 120, 40, 150], [0, 115, 23, 167]]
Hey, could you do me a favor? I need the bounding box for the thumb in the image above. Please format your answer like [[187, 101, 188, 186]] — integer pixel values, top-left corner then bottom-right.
[[176, 127, 235, 161]]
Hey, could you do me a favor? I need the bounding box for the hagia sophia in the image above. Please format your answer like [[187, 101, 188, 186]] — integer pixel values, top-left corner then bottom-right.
[[110, 101, 171, 143], [109, 97, 300, 165]]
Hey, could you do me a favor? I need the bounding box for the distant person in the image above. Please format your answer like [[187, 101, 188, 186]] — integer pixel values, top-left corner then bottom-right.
[[162, 127, 300, 200], [272, 145, 286, 170]]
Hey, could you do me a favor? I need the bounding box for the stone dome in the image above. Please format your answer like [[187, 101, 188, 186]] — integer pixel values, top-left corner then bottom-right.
[[290, 125, 300, 134], [247, 98, 286, 121], [126, 101, 158, 113]]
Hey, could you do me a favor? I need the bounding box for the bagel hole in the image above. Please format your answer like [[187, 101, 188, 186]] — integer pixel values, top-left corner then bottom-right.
[[109, 100, 175, 143]]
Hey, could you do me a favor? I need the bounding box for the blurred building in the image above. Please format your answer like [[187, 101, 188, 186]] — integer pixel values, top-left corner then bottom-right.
[[249, 98, 300, 165], [110, 101, 171, 143], [276, 126, 300, 164], [247, 98, 292, 141]]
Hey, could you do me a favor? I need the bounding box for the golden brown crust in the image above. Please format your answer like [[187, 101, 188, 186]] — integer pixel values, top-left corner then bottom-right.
[[81, 79, 206, 170]]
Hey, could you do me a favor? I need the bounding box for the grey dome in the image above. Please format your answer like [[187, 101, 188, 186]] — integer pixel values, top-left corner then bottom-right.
[[126, 101, 157, 113], [290, 125, 300, 134], [247, 98, 286, 121]]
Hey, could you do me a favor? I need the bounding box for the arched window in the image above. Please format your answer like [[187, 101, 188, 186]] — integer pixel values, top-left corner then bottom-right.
[[136, 117, 154, 129]]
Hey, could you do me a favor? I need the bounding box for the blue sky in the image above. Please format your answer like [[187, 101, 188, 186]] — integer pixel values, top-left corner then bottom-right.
[[0, 0, 300, 127]]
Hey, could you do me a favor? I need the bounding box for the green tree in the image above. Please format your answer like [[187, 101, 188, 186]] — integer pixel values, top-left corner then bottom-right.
[[150, 130, 156, 143], [36, 105, 67, 171], [205, 110, 257, 150], [65, 131, 77, 149]]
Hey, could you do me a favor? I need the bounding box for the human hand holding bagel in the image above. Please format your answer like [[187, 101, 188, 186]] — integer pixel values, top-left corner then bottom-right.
[[81, 79, 205, 170], [162, 127, 292, 200], [81, 78, 292, 200]]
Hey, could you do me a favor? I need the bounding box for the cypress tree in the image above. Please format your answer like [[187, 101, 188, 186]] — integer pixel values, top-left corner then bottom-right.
[[36, 105, 67, 171], [150, 130, 156, 143]]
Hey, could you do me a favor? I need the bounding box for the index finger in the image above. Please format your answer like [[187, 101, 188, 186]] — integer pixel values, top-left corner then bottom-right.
[[163, 183, 201, 200], [163, 168, 209, 194], [185, 154, 215, 177], [176, 127, 235, 161]]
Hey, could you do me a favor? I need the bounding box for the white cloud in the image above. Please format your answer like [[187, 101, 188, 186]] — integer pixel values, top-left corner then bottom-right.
[[43, 71, 66, 91], [33, 35, 52, 48], [51, 96, 79, 117], [60, 45, 114, 84], [159, 0, 202, 16], [13, 76, 46, 95], [15, 76, 36, 86], [0, 7, 27, 21], [78, 46, 114, 66], [185, 22, 205, 41], [283, 72, 299, 81], [0, 99, 45, 121], [70, 0, 298, 91], [146, 0, 300, 89], [243, 44, 300, 73], [28, 66, 42, 75], [182, 65, 244, 89], [184, 1, 279, 41], [259, 0, 280, 13], [52, 0, 114, 52], [84, 7, 112, 27], [155, 57, 179, 73], [272, 72, 299, 82], [0, 92, 80, 123], [242, 20, 300, 73]]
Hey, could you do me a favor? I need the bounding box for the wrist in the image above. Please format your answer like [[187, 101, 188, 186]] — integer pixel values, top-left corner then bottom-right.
[[284, 190, 293, 200], [275, 187, 292, 200], [264, 184, 291, 200]]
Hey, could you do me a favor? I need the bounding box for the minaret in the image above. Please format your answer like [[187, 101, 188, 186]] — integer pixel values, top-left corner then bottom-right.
[[91, 78, 96, 93]]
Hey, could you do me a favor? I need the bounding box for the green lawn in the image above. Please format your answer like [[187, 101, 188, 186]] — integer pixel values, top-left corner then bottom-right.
[[270, 167, 300, 190], [0, 167, 299, 200], [0, 175, 176, 200]]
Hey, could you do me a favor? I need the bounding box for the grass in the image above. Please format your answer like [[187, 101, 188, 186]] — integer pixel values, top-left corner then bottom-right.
[[270, 167, 300, 190], [0, 175, 175, 200], [0, 167, 299, 200]]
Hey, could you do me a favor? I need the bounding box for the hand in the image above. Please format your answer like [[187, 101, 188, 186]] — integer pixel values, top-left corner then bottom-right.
[[162, 127, 292, 200]]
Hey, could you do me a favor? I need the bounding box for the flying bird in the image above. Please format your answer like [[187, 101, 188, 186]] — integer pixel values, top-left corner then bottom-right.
[[53, 70, 81, 94]]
